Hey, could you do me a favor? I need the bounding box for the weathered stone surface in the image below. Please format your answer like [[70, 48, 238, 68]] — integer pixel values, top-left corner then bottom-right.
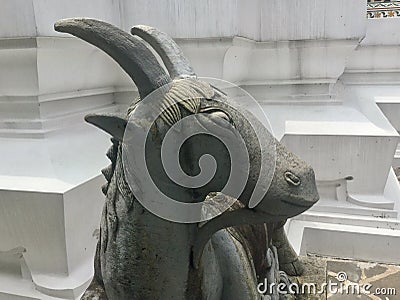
[[81, 280, 107, 300], [292, 255, 400, 300], [327, 260, 400, 299], [56, 18, 319, 299], [294, 256, 327, 300]]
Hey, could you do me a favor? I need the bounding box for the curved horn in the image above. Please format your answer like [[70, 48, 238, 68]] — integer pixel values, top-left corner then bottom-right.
[[54, 18, 171, 99], [131, 25, 196, 79]]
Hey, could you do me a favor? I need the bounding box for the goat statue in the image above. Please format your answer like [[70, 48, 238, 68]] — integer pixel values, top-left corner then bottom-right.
[[54, 18, 319, 300]]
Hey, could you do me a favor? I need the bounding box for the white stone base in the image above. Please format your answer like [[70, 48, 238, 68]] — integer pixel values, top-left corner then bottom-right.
[[0, 100, 129, 299], [287, 168, 400, 264]]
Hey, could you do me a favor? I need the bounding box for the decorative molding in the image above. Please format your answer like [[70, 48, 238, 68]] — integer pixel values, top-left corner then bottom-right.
[[0, 37, 37, 50], [223, 37, 359, 90], [367, 1, 400, 18], [0, 87, 133, 138]]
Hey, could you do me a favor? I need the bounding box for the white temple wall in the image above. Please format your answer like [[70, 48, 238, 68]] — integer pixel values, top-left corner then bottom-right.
[[0, 1, 399, 299]]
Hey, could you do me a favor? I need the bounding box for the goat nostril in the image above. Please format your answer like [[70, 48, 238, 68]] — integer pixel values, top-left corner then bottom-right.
[[284, 171, 301, 186]]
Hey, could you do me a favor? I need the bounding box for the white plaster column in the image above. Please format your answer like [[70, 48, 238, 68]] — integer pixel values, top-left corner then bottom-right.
[[0, 1, 133, 299]]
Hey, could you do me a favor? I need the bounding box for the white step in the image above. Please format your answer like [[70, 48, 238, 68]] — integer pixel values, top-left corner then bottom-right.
[[309, 199, 398, 218], [0, 274, 41, 300], [287, 217, 400, 265], [295, 211, 400, 229]]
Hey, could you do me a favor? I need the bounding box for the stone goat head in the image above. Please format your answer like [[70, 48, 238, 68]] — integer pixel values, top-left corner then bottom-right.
[[54, 19, 319, 298]]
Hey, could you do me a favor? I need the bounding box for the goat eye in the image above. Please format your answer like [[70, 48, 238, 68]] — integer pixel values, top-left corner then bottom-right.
[[284, 171, 301, 186]]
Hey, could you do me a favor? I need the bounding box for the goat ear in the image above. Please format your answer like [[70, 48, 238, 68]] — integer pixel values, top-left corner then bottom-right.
[[85, 113, 127, 142]]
